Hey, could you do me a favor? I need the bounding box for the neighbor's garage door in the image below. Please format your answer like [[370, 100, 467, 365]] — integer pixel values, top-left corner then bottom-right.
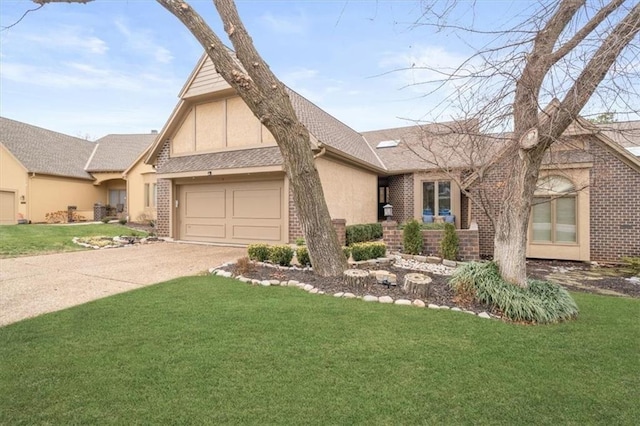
[[178, 180, 285, 244], [0, 191, 16, 225]]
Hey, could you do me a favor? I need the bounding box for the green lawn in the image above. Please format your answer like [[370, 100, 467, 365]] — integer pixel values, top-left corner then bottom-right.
[[1, 276, 638, 425], [0, 224, 146, 257]]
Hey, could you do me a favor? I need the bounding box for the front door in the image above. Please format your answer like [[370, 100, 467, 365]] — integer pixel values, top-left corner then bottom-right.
[[109, 190, 126, 212]]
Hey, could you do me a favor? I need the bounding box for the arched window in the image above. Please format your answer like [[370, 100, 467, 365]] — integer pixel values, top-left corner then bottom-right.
[[531, 176, 577, 243]]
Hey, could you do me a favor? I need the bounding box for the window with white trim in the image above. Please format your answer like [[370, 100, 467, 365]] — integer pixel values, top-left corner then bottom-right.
[[531, 176, 577, 243], [422, 180, 451, 216]]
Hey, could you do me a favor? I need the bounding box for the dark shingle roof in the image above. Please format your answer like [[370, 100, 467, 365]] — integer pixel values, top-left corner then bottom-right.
[[0, 116, 95, 179], [87, 133, 156, 172], [361, 121, 504, 173], [158, 146, 282, 174], [286, 89, 384, 169]]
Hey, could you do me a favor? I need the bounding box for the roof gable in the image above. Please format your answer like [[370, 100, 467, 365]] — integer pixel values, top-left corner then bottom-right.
[[0, 117, 95, 180]]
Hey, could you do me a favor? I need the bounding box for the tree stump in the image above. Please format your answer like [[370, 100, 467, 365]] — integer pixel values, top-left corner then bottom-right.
[[403, 273, 432, 298], [343, 269, 371, 290]]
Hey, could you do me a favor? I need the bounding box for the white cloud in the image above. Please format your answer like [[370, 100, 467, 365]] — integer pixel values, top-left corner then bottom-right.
[[21, 26, 108, 55], [114, 18, 174, 64], [259, 11, 309, 35]]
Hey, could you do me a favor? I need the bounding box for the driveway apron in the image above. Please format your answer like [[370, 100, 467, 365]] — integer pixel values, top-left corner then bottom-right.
[[0, 243, 245, 327]]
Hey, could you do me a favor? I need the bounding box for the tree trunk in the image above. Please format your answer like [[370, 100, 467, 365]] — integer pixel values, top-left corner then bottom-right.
[[153, 0, 347, 276]]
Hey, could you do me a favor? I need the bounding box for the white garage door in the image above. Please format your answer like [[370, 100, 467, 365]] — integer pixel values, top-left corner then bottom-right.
[[0, 191, 16, 225], [177, 180, 285, 244]]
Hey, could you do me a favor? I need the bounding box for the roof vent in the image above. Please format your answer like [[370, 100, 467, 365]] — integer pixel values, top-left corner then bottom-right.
[[376, 139, 400, 149], [151, 130, 158, 134]]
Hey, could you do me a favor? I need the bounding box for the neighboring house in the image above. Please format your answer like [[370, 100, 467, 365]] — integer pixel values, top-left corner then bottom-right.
[[0, 116, 156, 224], [147, 53, 639, 263], [146, 54, 386, 245]]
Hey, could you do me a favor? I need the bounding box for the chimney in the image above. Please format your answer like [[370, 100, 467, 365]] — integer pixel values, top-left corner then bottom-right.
[[151, 130, 158, 134]]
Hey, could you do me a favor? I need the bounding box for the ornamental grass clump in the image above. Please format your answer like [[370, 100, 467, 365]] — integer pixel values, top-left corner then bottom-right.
[[449, 262, 579, 324], [269, 245, 294, 266], [403, 219, 423, 255], [247, 244, 271, 262]]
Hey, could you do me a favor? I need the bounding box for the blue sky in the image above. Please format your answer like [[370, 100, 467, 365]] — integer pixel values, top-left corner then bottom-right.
[[0, 1, 637, 139]]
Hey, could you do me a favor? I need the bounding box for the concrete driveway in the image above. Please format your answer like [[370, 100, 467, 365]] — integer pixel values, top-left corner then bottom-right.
[[0, 242, 245, 327]]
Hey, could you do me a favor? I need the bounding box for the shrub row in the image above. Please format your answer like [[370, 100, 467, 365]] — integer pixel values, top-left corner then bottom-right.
[[346, 223, 383, 246], [449, 262, 579, 324], [248, 244, 352, 267], [350, 242, 386, 262]]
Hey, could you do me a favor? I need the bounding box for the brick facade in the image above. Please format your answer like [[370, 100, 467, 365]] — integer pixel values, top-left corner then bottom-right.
[[288, 187, 347, 246], [589, 143, 640, 261], [155, 140, 171, 238], [388, 174, 414, 224], [382, 221, 480, 261]]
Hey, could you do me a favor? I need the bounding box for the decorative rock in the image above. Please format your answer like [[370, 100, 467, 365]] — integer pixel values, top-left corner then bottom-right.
[[363, 295, 379, 302], [412, 299, 426, 308], [378, 257, 393, 264], [334, 292, 345, 298], [260, 280, 271, 287], [297, 282, 307, 289], [239, 277, 252, 283], [208, 267, 217, 274], [439, 305, 450, 310], [270, 280, 281, 286], [414, 255, 428, 263], [400, 254, 413, 260], [478, 312, 491, 319], [464, 310, 476, 315], [280, 281, 288, 286], [309, 288, 319, 294], [426, 256, 442, 264], [303, 284, 314, 291], [343, 292, 356, 299], [428, 304, 439, 309], [379, 296, 394, 304], [287, 280, 299, 287], [219, 271, 233, 278], [394, 299, 412, 306], [251, 279, 261, 285], [451, 307, 462, 312], [442, 259, 457, 267], [318, 291, 325, 295]]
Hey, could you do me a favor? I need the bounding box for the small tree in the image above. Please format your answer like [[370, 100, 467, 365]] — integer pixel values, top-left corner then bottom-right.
[[440, 223, 459, 261], [403, 220, 423, 255]]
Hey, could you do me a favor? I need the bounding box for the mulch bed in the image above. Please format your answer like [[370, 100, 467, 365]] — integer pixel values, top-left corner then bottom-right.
[[222, 262, 491, 313]]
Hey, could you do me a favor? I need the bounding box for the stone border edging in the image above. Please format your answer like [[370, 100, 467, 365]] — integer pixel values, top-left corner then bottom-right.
[[209, 260, 497, 320]]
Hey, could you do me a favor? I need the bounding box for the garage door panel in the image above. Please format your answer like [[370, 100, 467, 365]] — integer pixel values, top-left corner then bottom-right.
[[0, 191, 16, 225], [185, 190, 225, 219], [178, 180, 285, 244], [232, 224, 281, 241], [232, 188, 282, 219], [185, 223, 225, 239]]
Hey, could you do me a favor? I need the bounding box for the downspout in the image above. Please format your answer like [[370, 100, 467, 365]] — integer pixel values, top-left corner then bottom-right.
[[313, 145, 327, 160]]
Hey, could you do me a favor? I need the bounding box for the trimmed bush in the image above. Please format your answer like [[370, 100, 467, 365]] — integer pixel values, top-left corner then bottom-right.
[[295, 237, 306, 246], [247, 244, 271, 262], [440, 222, 459, 260], [269, 245, 294, 266], [351, 242, 386, 261], [449, 262, 579, 324], [296, 246, 311, 267], [346, 223, 383, 246], [118, 217, 127, 225], [403, 219, 423, 255], [622, 257, 640, 275], [343, 246, 352, 260]]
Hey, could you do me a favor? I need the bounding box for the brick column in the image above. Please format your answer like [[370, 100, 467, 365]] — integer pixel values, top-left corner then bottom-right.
[[331, 219, 346, 247], [382, 220, 401, 252]]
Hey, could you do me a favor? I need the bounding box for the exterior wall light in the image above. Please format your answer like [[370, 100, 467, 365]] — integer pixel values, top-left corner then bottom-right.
[[383, 204, 393, 221]]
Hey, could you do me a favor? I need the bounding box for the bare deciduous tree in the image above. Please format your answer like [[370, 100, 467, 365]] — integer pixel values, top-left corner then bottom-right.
[[404, 0, 639, 286], [32, 0, 348, 276]]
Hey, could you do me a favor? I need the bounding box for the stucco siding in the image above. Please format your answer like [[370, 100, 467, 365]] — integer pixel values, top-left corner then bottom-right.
[[127, 160, 157, 222], [0, 144, 28, 222], [315, 156, 377, 225], [29, 175, 105, 222]]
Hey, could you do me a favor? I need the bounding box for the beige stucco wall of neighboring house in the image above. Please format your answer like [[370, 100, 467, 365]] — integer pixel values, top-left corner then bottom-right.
[[126, 160, 157, 222], [526, 166, 591, 262], [171, 96, 277, 156], [0, 144, 29, 222], [412, 171, 462, 228], [28, 175, 105, 222], [315, 156, 378, 225], [91, 172, 123, 185]]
